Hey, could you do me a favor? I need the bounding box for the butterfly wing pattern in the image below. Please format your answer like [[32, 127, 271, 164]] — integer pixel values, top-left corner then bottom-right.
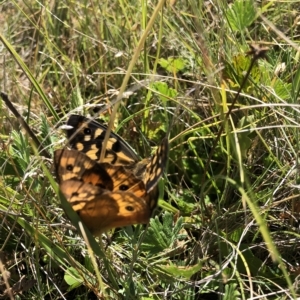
[[59, 180, 151, 235], [66, 114, 140, 165], [54, 149, 113, 190], [54, 114, 168, 235], [144, 137, 169, 192]]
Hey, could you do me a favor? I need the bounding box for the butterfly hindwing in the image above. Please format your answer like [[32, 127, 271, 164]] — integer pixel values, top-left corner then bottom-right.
[[60, 180, 151, 235], [54, 149, 152, 235]]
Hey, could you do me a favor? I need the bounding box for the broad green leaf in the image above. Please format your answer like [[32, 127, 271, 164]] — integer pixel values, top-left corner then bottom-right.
[[225, 54, 261, 92], [151, 81, 178, 102], [272, 79, 291, 101], [64, 267, 84, 288], [158, 57, 187, 73], [226, 0, 256, 32]]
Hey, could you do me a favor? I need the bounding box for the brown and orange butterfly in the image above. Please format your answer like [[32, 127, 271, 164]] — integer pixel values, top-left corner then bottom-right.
[[54, 115, 168, 235]]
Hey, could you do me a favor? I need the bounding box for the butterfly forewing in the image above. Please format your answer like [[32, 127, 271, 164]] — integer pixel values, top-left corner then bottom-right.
[[66, 115, 139, 165]]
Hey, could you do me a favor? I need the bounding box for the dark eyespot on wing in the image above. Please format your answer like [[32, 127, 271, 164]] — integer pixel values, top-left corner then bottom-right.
[[125, 205, 134, 212], [119, 184, 129, 191], [84, 128, 91, 135]]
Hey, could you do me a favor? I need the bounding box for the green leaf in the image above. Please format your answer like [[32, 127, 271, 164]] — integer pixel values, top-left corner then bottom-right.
[[160, 261, 203, 279], [175, 192, 196, 215], [40, 114, 55, 149], [141, 212, 183, 254], [219, 242, 281, 279], [225, 54, 261, 92], [223, 283, 240, 300], [64, 267, 84, 288], [10, 130, 31, 170], [158, 57, 187, 73], [151, 81, 178, 102], [226, 0, 256, 32], [273, 79, 292, 100], [158, 199, 178, 214]]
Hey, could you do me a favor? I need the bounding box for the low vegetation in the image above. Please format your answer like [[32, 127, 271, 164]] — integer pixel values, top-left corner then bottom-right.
[[1, 0, 300, 298]]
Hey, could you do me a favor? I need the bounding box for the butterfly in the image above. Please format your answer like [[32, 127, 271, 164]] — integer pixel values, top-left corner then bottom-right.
[[54, 115, 168, 235]]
